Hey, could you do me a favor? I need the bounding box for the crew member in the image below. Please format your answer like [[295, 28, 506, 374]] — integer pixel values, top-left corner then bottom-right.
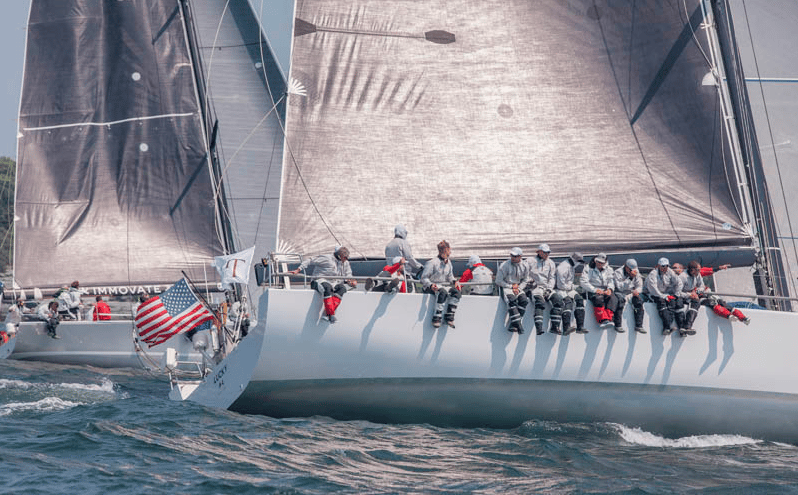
[[36, 300, 60, 339], [613, 259, 645, 333], [552, 252, 586, 335], [644, 257, 684, 335], [421, 240, 461, 328], [580, 253, 618, 328], [496, 247, 531, 334], [370, 257, 408, 294], [526, 243, 557, 335], [290, 246, 357, 323], [681, 260, 750, 332], [459, 255, 494, 295], [93, 296, 112, 321]]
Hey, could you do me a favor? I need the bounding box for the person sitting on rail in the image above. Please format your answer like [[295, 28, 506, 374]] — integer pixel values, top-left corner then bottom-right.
[[613, 258, 646, 334], [290, 246, 357, 324], [680, 260, 750, 330], [496, 247, 531, 334], [525, 243, 558, 335], [36, 300, 61, 339], [368, 256, 408, 294], [580, 253, 618, 329], [551, 252, 586, 335], [459, 255, 494, 296], [644, 257, 684, 335], [421, 240, 461, 328]]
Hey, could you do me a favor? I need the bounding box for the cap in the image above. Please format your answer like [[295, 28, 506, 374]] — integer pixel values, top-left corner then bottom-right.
[[392, 256, 403, 265], [570, 252, 584, 263], [510, 247, 523, 257], [467, 254, 481, 267], [658, 257, 670, 266], [594, 253, 608, 263], [537, 243, 551, 253], [625, 258, 638, 270]]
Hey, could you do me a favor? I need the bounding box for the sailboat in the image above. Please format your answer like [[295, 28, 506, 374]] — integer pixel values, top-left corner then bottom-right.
[[11, 0, 798, 441], [8, 0, 274, 399], [218, 0, 798, 443]]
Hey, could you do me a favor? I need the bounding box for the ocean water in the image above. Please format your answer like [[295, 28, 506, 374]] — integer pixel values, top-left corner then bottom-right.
[[2, 359, 798, 494]]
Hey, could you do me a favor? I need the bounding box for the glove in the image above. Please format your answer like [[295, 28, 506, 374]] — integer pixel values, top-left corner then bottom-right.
[[667, 295, 676, 301], [544, 289, 553, 300]]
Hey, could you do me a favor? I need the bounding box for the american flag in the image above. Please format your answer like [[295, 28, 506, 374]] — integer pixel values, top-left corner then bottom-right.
[[135, 279, 215, 346]]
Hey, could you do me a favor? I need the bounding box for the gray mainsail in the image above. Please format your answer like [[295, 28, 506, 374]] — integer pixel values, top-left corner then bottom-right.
[[278, 0, 753, 260], [15, 0, 224, 290]]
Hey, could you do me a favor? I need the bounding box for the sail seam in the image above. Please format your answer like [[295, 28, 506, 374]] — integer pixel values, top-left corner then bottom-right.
[[21, 112, 196, 132]]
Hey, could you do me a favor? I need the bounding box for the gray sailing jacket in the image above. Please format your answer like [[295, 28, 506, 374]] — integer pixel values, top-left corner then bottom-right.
[[297, 253, 352, 284], [678, 272, 705, 297], [580, 265, 615, 294], [527, 256, 556, 290], [385, 227, 423, 272], [496, 259, 530, 290], [614, 266, 643, 295], [644, 268, 683, 298], [554, 260, 577, 291], [421, 257, 456, 289]]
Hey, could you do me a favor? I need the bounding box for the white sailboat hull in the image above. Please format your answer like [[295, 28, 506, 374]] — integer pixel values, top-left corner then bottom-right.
[[232, 289, 798, 442], [11, 320, 205, 368]]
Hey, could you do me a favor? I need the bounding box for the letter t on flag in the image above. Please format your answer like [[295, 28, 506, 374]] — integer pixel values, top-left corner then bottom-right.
[[213, 246, 255, 290]]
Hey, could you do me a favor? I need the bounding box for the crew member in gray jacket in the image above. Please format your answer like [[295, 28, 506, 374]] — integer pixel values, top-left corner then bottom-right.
[[385, 224, 424, 276], [421, 240, 461, 328], [644, 257, 684, 335], [526, 243, 558, 335], [496, 247, 531, 334], [613, 258, 645, 333], [291, 246, 357, 323], [551, 252, 586, 334], [580, 253, 618, 328]]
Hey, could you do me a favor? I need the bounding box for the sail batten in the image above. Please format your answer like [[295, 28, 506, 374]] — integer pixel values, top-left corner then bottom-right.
[[277, 0, 751, 259]]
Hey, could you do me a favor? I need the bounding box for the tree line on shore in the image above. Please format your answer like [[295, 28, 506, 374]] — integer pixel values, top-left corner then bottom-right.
[[0, 156, 14, 272]]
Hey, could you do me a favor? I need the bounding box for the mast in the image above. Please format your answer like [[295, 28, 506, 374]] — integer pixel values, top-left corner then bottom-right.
[[709, 0, 790, 310]]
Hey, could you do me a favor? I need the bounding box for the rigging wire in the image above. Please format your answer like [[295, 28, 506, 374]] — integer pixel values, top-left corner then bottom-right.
[[739, 0, 798, 298]]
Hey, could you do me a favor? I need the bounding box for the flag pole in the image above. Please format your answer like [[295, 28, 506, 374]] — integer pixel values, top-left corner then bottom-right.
[[181, 271, 230, 350]]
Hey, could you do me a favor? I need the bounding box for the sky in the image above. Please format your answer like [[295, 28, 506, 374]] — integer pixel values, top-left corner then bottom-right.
[[0, 3, 29, 159]]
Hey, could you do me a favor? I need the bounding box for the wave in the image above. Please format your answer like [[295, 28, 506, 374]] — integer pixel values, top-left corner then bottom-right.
[[611, 423, 761, 448], [0, 377, 116, 394], [0, 396, 81, 416]]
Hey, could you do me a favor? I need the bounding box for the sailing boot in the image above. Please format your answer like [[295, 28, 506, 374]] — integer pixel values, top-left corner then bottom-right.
[[574, 304, 587, 333], [731, 309, 750, 325], [444, 304, 457, 329], [508, 306, 522, 333], [612, 306, 624, 333], [548, 321, 562, 335], [561, 310, 576, 335]]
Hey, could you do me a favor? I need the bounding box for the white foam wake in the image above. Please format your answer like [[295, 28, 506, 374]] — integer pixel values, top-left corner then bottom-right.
[[0, 377, 115, 393], [611, 423, 760, 448], [0, 396, 81, 416]]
